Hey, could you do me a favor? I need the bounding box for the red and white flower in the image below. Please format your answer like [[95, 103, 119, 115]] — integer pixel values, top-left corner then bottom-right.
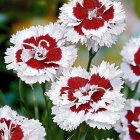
[[5, 23, 77, 84], [47, 61, 125, 131], [115, 99, 140, 140], [0, 106, 46, 140], [121, 37, 140, 91], [58, 0, 126, 51]]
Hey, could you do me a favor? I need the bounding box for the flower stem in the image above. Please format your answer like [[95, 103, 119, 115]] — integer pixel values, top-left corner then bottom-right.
[[134, 82, 139, 93], [41, 83, 48, 107], [133, 82, 139, 99], [32, 86, 39, 119], [41, 83, 52, 134], [19, 80, 33, 118], [87, 48, 96, 72], [19, 80, 24, 102], [77, 123, 89, 140], [19, 80, 24, 114]]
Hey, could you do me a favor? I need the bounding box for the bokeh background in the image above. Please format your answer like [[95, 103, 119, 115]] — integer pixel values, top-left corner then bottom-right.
[[0, 0, 140, 118]]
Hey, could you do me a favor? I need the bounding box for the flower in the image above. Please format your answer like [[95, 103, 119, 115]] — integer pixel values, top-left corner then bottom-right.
[[0, 106, 46, 140], [5, 23, 77, 84], [121, 37, 140, 91], [58, 0, 126, 51], [47, 61, 125, 131], [115, 99, 140, 140]]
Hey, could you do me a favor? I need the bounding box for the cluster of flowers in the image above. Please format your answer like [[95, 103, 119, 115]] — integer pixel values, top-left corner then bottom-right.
[[3, 0, 140, 139]]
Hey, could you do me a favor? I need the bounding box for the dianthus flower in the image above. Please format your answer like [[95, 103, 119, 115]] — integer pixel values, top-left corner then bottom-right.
[[47, 61, 125, 131], [5, 23, 77, 84], [59, 0, 126, 51]]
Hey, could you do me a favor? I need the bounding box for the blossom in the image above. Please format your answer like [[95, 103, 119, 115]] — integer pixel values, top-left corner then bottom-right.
[[5, 23, 77, 84], [115, 99, 140, 140], [47, 61, 125, 131], [0, 106, 46, 140], [121, 37, 140, 91], [58, 0, 126, 51]]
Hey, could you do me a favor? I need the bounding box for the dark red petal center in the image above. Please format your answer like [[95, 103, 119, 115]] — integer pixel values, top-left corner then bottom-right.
[[60, 74, 113, 113], [73, 0, 114, 35], [16, 34, 62, 70]]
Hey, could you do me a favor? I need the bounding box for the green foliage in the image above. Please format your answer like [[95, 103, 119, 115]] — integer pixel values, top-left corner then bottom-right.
[[134, 0, 140, 18]]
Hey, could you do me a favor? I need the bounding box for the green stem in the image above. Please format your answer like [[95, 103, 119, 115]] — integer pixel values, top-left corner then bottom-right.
[[19, 80, 33, 118], [87, 49, 96, 72], [133, 82, 139, 99], [41, 83, 48, 107], [19, 80, 24, 114], [41, 83, 52, 135], [77, 123, 89, 140], [134, 82, 139, 93], [19, 80, 24, 102], [32, 86, 39, 119]]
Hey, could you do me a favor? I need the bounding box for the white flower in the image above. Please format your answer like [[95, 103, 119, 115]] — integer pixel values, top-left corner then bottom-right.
[[0, 106, 46, 140], [58, 0, 126, 51], [5, 23, 77, 84], [47, 61, 125, 131], [115, 99, 140, 140], [121, 37, 140, 92]]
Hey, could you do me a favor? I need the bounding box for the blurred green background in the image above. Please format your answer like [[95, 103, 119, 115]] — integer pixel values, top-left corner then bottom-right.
[[0, 0, 140, 127]]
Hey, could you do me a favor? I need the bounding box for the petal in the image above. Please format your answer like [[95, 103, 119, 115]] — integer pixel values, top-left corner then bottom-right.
[[102, 6, 114, 21], [130, 64, 140, 76], [90, 74, 113, 90], [46, 48, 62, 62], [128, 125, 140, 140], [126, 107, 140, 140], [60, 87, 76, 101], [68, 77, 89, 89], [70, 103, 91, 113], [83, 0, 101, 9], [23, 37, 37, 49], [11, 125, 24, 140], [83, 18, 104, 30], [26, 58, 46, 69], [26, 58, 59, 69], [91, 89, 105, 102], [73, 3, 88, 20], [97, 5, 105, 16], [74, 22, 84, 35], [16, 49, 23, 62], [37, 34, 57, 50], [134, 48, 140, 65]]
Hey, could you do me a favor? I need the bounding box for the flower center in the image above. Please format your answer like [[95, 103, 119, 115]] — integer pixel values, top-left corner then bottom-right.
[[22, 40, 49, 61], [0, 121, 14, 140], [88, 8, 98, 20], [34, 46, 48, 61], [73, 84, 107, 108]]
